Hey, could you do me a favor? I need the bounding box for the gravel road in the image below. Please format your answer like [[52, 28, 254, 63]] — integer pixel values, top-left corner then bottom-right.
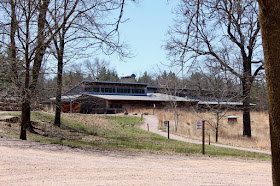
[[0, 138, 272, 185]]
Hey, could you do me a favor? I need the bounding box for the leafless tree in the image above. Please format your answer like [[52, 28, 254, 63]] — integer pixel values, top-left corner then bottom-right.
[[0, 0, 54, 139], [165, 0, 263, 137], [84, 58, 109, 80], [257, 1, 280, 185], [157, 69, 183, 133], [0, 0, 133, 138], [48, 0, 130, 127]]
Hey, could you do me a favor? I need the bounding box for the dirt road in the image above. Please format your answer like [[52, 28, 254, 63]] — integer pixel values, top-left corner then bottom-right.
[[0, 138, 272, 185]]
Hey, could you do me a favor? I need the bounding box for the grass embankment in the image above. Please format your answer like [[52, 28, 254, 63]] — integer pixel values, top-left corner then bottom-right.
[[0, 112, 271, 160]]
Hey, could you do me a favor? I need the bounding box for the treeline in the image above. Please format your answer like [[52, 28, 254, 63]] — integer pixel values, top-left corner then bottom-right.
[[28, 57, 267, 111]]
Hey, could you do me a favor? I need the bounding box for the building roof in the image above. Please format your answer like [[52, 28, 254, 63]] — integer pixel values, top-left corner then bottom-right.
[[50, 95, 80, 102], [50, 93, 198, 103], [82, 80, 148, 86], [83, 93, 198, 102], [198, 101, 256, 106]]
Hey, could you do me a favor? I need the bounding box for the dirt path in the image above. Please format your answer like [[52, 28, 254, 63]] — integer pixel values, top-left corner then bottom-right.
[[0, 138, 272, 185], [140, 115, 271, 155]]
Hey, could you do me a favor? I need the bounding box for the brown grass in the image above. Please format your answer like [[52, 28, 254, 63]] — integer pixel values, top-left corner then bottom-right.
[[128, 109, 270, 151]]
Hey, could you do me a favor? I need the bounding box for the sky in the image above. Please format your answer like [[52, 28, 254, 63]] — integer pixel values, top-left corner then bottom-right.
[[102, 0, 178, 77]]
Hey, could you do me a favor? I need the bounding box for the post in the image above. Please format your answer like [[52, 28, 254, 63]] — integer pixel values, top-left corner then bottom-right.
[[209, 134, 210, 145], [168, 121, 170, 139], [141, 112, 143, 121], [70, 99, 72, 113], [147, 123, 149, 131], [202, 120, 205, 155]]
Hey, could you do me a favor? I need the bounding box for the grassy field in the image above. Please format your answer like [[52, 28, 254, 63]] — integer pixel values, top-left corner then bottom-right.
[[0, 111, 271, 160], [134, 109, 270, 151]]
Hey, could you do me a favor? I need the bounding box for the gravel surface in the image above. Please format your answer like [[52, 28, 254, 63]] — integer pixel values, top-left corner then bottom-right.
[[0, 138, 272, 185]]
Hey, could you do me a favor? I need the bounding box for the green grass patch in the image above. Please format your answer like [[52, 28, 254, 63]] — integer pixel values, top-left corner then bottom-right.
[[3, 112, 271, 160]]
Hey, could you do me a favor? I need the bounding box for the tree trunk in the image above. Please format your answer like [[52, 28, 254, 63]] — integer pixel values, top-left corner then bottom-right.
[[20, 101, 29, 140], [20, 99, 36, 140], [54, 55, 63, 127], [215, 127, 218, 143], [242, 78, 252, 137], [54, 23, 66, 127], [216, 113, 219, 143], [258, 2, 280, 185], [242, 95, 251, 137]]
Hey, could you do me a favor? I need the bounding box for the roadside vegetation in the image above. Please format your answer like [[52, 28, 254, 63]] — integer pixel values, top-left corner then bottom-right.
[[0, 111, 270, 160], [132, 109, 270, 151]]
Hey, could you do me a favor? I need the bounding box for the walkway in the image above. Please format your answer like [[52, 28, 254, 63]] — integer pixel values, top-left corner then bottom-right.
[[139, 115, 271, 155]]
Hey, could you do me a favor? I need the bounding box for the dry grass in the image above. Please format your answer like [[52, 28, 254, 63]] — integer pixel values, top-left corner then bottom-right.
[[0, 111, 271, 159], [129, 109, 270, 151]]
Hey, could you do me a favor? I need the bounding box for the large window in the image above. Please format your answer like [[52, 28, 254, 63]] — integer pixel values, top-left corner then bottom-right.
[[86, 86, 146, 95]]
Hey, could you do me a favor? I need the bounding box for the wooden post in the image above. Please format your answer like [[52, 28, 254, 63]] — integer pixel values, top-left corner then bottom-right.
[[168, 121, 170, 139], [209, 134, 210, 145], [70, 99, 72, 113], [141, 112, 143, 121], [202, 120, 205, 155], [147, 123, 149, 131]]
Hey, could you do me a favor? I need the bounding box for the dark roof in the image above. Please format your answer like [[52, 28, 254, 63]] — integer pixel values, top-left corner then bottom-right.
[[82, 80, 148, 86]]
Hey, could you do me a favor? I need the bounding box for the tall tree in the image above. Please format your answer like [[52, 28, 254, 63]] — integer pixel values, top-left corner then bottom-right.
[[166, 0, 263, 137], [257, 1, 280, 185], [49, 0, 129, 127], [1, 0, 52, 140], [0, 0, 83, 139], [49, 0, 79, 127]]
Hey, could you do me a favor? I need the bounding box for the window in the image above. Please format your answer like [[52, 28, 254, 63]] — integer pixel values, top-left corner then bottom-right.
[[84, 87, 91, 92], [93, 87, 99, 92]]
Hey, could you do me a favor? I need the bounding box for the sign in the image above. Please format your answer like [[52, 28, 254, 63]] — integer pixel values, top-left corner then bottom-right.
[[196, 120, 202, 130], [164, 121, 169, 127]]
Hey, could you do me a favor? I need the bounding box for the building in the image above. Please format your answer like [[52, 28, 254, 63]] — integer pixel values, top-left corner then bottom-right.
[[44, 80, 199, 114]]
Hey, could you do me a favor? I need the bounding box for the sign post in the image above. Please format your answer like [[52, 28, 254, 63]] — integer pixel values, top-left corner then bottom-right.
[[164, 121, 170, 139], [196, 120, 205, 155], [202, 120, 205, 155], [196, 120, 202, 130]]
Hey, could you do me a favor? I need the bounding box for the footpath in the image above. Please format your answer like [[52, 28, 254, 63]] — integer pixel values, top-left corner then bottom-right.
[[139, 115, 271, 155]]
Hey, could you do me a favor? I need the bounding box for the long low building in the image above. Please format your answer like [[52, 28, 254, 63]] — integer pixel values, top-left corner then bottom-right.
[[43, 80, 252, 114], [44, 81, 199, 114]]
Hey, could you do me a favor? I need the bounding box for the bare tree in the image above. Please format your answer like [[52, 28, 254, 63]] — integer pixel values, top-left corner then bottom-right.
[[48, 0, 130, 127], [165, 0, 263, 137], [0, 0, 84, 139], [0, 0, 53, 140], [257, 1, 280, 185], [157, 70, 182, 133], [84, 58, 109, 80]]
